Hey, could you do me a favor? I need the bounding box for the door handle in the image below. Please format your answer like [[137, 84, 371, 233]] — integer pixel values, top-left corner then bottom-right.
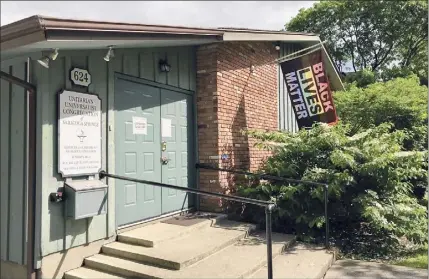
[[161, 156, 170, 165]]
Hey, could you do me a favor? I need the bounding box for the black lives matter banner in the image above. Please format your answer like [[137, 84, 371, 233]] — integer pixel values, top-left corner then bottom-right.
[[280, 48, 338, 129]]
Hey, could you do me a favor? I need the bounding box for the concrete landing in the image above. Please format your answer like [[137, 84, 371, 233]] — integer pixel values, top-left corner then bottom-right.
[[118, 212, 225, 247], [324, 259, 427, 279], [249, 243, 334, 279], [103, 219, 255, 270]]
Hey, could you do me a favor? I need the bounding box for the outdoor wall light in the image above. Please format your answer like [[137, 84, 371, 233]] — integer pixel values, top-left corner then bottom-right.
[[37, 48, 59, 69], [159, 59, 171, 72], [250, 65, 256, 73], [275, 42, 281, 51], [103, 46, 115, 62]]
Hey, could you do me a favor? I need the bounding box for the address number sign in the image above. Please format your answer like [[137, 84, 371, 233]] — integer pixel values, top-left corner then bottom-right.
[[70, 68, 91, 87]]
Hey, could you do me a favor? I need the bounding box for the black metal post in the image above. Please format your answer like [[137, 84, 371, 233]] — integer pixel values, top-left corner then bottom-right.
[[324, 185, 329, 249], [266, 204, 274, 279]]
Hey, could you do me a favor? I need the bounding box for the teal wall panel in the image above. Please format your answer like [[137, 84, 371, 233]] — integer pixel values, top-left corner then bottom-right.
[[139, 52, 155, 81], [0, 60, 28, 265], [0, 72, 11, 262], [87, 50, 109, 242]]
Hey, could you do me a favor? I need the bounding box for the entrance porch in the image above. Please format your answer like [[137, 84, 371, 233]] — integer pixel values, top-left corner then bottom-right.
[[64, 212, 334, 279]]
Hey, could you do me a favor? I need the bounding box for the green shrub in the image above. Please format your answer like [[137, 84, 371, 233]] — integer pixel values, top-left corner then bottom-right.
[[235, 124, 428, 251]]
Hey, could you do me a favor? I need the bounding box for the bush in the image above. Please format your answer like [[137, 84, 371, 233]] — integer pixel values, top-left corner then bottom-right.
[[235, 124, 428, 254]]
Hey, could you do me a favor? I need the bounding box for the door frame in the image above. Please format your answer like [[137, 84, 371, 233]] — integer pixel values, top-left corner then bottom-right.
[[112, 73, 198, 228]]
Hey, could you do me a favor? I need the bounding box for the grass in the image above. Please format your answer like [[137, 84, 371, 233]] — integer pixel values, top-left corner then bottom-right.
[[391, 245, 428, 269]]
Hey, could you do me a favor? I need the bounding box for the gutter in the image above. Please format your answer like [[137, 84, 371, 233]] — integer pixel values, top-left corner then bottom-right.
[[39, 16, 225, 36], [0, 16, 45, 42], [0, 15, 224, 52]]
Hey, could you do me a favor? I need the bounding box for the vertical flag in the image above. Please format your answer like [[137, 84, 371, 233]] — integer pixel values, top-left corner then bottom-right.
[[280, 48, 338, 129]]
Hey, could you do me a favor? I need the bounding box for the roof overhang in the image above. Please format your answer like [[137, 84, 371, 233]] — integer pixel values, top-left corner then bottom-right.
[[0, 15, 343, 90], [0, 15, 224, 59]]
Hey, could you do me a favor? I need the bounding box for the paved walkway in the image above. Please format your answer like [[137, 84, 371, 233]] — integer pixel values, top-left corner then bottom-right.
[[324, 259, 427, 279]]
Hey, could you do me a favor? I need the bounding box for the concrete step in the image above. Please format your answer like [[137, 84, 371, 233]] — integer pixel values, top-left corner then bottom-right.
[[248, 243, 335, 279], [102, 219, 256, 270], [84, 231, 295, 278], [118, 212, 226, 247], [64, 266, 125, 279]]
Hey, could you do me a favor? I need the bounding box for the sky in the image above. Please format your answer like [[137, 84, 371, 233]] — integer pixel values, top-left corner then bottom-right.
[[0, 1, 315, 30]]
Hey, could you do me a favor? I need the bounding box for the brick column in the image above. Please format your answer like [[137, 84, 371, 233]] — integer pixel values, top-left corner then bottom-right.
[[196, 44, 222, 211], [196, 42, 279, 212]]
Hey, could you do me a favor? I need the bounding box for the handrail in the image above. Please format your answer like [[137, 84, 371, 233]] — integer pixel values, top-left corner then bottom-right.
[[99, 171, 273, 208], [196, 163, 327, 187], [99, 169, 275, 279], [196, 163, 330, 249]]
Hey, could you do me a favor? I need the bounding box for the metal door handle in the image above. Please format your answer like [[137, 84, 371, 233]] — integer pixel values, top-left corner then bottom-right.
[[161, 156, 170, 165]]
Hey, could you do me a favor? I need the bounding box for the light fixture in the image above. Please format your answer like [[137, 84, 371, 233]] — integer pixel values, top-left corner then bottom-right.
[[37, 57, 50, 69], [159, 59, 171, 73], [37, 48, 59, 69], [275, 42, 281, 51], [250, 65, 255, 73], [50, 48, 59, 60], [103, 46, 115, 62]]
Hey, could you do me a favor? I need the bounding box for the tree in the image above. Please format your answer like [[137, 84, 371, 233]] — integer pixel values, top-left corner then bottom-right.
[[334, 75, 428, 137], [343, 68, 376, 88], [286, 0, 428, 82]]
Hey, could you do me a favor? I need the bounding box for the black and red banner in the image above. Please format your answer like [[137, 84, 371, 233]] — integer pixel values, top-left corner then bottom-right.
[[280, 48, 338, 129]]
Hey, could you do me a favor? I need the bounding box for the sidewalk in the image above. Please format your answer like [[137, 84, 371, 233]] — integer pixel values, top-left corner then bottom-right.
[[324, 259, 427, 279]]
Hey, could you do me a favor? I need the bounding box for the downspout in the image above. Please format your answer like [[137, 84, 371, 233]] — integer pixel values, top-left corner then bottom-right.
[[26, 58, 39, 279], [0, 62, 38, 279]]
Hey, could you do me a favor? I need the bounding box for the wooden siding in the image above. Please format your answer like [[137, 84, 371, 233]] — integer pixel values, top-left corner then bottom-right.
[[0, 60, 28, 265], [278, 43, 302, 132], [33, 46, 196, 257]]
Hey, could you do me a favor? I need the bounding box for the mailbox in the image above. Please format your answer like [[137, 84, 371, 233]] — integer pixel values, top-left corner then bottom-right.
[[64, 180, 108, 220]]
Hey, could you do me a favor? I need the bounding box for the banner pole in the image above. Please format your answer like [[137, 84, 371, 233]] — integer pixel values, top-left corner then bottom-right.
[[275, 40, 327, 63]]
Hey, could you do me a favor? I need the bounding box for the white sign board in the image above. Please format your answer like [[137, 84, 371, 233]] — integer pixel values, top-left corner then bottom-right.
[[161, 118, 172, 138], [58, 90, 102, 176], [132, 116, 147, 135], [70, 68, 92, 87]]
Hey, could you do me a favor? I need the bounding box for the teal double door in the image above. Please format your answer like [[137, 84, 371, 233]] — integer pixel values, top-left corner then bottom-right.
[[114, 77, 193, 227]]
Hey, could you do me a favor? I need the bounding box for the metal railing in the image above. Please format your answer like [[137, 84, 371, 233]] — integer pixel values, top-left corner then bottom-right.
[[100, 163, 329, 279], [99, 170, 276, 279], [196, 163, 330, 249]]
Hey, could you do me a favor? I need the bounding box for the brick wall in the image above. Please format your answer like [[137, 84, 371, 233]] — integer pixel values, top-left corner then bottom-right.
[[196, 42, 279, 211]]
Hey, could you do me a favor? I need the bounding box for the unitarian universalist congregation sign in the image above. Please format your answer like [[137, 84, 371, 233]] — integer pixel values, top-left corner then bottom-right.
[[58, 90, 102, 177], [280, 47, 338, 129]]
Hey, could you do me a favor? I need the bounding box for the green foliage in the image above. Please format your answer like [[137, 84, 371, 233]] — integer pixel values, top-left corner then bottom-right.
[[334, 75, 428, 141], [344, 68, 376, 88], [235, 124, 428, 252], [286, 0, 428, 81]]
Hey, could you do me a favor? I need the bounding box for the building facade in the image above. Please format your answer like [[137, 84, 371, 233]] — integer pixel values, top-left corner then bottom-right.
[[0, 16, 342, 279]]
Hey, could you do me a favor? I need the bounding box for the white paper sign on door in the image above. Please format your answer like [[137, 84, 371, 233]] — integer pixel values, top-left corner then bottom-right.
[[132, 116, 147, 135], [161, 118, 172, 138]]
